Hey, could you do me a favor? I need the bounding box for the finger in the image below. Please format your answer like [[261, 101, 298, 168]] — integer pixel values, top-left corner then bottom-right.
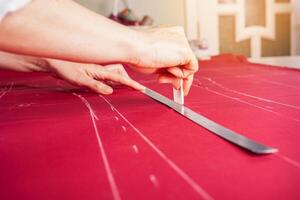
[[182, 55, 199, 78], [101, 71, 145, 91], [158, 74, 181, 89], [116, 65, 130, 78], [166, 66, 184, 78], [183, 74, 194, 96], [105, 64, 130, 78], [78, 75, 113, 95]]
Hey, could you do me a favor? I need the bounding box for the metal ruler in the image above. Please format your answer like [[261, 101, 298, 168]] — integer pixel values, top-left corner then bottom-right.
[[142, 88, 278, 155]]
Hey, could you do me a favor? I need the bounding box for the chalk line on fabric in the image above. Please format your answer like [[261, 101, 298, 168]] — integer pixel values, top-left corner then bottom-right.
[[260, 79, 300, 90], [203, 77, 300, 110], [73, 93, 99, 120], [100, 95, 214, 200], [0, 82, 14, 100], [121, 126, 127, 132], [276, 154, 300, 169], [115, 116, 119, 121], [194, 84, 300, 123], [18, 103, 33, 108], [132, 145, 139, 154], [234, 72, 289, 79], [265, 106, 274, 110], [149, 174, 160, 188], [73, 93, 121, 200]]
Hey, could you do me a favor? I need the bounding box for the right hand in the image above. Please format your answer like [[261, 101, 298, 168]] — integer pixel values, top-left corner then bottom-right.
[[131, 26, 198, 95]]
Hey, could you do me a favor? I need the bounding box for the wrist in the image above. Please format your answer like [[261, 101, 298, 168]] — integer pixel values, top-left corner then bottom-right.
[[0, 51, 51, 73], [22, 56, 51, 72], [124, 29, 146, 66]]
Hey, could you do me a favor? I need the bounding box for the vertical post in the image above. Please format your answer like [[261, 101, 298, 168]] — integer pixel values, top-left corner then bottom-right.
[[112, 0, 119, 16], [198, 0, 219, 55], [292, 0, 300, 55]]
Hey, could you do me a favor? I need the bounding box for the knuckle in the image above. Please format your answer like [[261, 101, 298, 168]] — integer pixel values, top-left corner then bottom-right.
[[74, 74, 87, 86]]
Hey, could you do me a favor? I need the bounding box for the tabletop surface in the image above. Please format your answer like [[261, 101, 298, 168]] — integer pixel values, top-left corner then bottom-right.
[[250, 56, 300, 69], [0, 54, 299, 200]]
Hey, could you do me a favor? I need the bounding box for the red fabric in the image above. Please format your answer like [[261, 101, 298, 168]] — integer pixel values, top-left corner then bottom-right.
[[1, 54, 300, 200]]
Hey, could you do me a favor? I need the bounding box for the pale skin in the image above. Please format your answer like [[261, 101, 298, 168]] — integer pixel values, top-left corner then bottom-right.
[[0, 51, 143, 94], [0, 0, 198, 95]]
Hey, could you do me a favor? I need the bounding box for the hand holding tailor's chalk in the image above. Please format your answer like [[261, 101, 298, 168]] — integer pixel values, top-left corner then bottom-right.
[[128, 26, 198, 95]]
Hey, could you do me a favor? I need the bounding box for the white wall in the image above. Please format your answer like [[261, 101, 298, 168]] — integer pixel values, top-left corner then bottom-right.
[[293, 0, 300, 54], [75, 0, 185, 27]]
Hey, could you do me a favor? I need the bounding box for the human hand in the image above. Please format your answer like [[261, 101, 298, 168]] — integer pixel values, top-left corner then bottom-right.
[[131, 26, 198, 95], [47, 59, 144, 95], [0, 51, 144, 95]]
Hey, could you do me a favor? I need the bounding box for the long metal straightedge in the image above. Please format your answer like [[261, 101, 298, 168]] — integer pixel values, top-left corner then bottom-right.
[[142, 88, 278, 155]]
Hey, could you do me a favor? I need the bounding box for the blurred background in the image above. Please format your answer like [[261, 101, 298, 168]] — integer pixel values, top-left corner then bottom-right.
[[75, 0, 300, 61]]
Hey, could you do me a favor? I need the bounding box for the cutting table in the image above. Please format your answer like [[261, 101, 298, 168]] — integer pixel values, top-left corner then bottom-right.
[[0, 54, 299, 200]]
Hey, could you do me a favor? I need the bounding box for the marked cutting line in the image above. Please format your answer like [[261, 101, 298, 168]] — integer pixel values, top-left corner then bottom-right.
[[193, 84, 300, 123], [149, 174, 160, 188], [203, 77, 300, 110], [132, 145, 139, 154], [73, 93, 99, 120], [73, 93, 121, 200], [234, 72, 289, 79], [276, 154, 300, 169], [100, 95, 214, 200], [260, 79, 300, 90], [0, 82, 14, 99], [121, 126, 127, 132]]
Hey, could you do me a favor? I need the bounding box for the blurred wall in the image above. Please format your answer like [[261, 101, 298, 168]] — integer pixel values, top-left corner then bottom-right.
[[75, 0, 299, 57], [294, 0, 300, 54], [186, 0, 298, 58], [74, 0, 185, 27]]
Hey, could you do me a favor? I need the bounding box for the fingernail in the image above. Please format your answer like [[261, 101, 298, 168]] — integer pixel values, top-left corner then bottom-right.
[[103, 85, 113, 94]]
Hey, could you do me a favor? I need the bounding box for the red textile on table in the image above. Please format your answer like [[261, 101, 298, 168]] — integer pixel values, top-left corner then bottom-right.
[[0, 54, 300, 200]]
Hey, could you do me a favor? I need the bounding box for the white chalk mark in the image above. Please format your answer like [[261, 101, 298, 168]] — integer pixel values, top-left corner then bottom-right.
[[73, 93, 99, 120], [132, 145, 139, 154], [194, 84, 300, 123], [121, 126, 127, 132], [18, 103, 33, 108], [277, 154, 300, 169], [149, 174, 160, 188], [0, 82, 13, 99], [265, 106, 273, 110], [203, 77, 300, 110], [234, 72, 289, 79], [261, 79, 300, 90], [202, 86, 276, 113], [73, 93, 121, 200], [115, 116, 119, 121], [99, 95, 214, 200]]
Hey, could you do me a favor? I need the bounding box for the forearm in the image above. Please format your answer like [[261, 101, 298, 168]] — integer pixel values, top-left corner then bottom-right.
[[0, 51, 49, 72], [0, 0, 142, 65]]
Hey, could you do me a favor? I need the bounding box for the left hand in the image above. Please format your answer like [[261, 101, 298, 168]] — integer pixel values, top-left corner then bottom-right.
[[47, 59, 145, 94]]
